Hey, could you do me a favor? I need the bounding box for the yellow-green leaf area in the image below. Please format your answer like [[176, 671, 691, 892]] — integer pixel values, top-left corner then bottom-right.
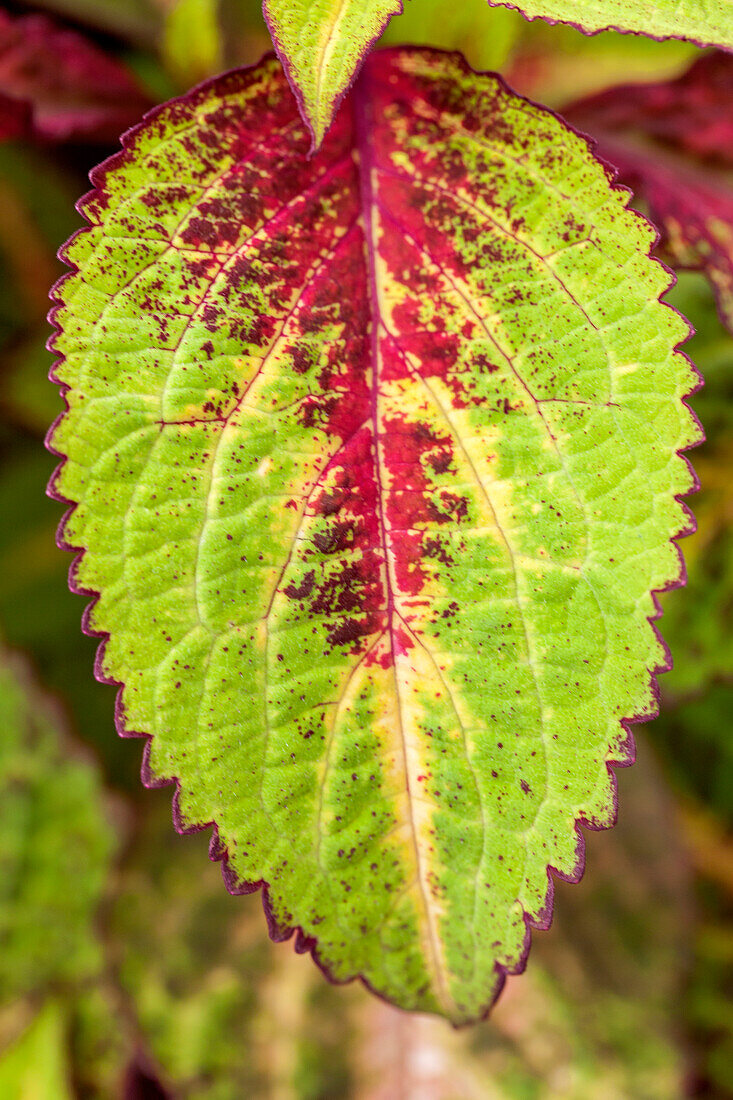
[[264, 0, 402, 145], [48, 50, 699, 1023], [488, 0, 733, 50]]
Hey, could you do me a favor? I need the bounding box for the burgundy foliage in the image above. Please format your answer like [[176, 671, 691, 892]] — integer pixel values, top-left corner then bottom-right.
[[0, 10, 152, 144], [564, 52, 733, 331]]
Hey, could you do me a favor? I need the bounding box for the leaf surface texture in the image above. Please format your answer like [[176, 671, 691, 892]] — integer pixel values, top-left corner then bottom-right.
[[49, 48, 699, 1022]]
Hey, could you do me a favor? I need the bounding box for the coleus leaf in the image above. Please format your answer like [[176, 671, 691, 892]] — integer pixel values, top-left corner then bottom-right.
[[565, 53, 733, 334], [48, 48, 700, 1024], [487, 0, 733, 51], [263, 0, 402, 147], [0, 10, 152, 144]]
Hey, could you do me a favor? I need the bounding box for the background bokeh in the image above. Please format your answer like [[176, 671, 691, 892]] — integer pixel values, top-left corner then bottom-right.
[[0, 1, 731, 1096]]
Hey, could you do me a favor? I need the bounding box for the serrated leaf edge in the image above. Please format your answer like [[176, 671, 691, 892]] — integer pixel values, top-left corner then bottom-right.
[[45, 50, 704, 1024], [486, 0, 733, 52]]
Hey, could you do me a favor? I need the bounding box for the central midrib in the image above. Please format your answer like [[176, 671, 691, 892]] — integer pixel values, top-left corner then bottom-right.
[[352, 65, 457, 1017]]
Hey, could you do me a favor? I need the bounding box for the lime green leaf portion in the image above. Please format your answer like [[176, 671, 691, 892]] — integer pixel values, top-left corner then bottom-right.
[[488, 0, 733, 50], [49, 49, 699, 1023], [0, 651, 115, 1002], [263, 0, 402, 146], [0, 1003, 73, 1100]]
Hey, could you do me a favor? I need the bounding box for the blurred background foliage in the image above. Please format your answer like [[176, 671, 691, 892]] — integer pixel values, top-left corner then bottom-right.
[[0, 0, 731, 1096]]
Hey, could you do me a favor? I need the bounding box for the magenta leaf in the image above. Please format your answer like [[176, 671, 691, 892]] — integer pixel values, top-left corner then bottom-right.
[[0, 10, 152, 144], [565, 52, 733, 334]]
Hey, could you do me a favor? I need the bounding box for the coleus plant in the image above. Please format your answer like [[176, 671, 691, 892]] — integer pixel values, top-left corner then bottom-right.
[[46, 2, 713, 1025]]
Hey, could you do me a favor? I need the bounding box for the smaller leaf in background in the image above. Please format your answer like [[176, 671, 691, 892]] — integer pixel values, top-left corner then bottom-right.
[[505, 24, 695, 108], [0, 1001, 73, 1100], [487, 0, 733, 51], [0, 9, 153, 143], [564, 52, 733, 335], [161, 0, 222, 88], [263, 0, 402, 146], [560, 51, 733, 164], [0, 92, 31, 142]]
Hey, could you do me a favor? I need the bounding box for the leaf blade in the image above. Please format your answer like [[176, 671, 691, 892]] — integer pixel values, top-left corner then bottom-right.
[[48, 49, 700, 1023]]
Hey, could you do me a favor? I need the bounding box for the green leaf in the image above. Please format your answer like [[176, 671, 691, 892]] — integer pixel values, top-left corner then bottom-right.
[[0, 1002, 73, 1100], [162, 0, 223, 88], [380, 0, 523, 73], [48, 48, 699, 1023], [488, 0, 733, 50], [263, 0, 402, 146], [0, 650, 115, 1002]]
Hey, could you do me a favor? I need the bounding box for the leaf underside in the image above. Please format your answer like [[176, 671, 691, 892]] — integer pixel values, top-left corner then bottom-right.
[[488, 0, 733, 50], [48, 48, 700, 1024]]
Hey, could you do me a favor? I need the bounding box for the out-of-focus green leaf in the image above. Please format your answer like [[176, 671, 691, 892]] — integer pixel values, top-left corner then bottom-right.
[[0, 438, 131, 790], [103, 801, 354, 1099], [0, 1002, 73, 1100], [0, 651, 115, 1002], [505, 24, 695, 107], [162, 0, 222, 87], [380, 0, 523, 72]]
